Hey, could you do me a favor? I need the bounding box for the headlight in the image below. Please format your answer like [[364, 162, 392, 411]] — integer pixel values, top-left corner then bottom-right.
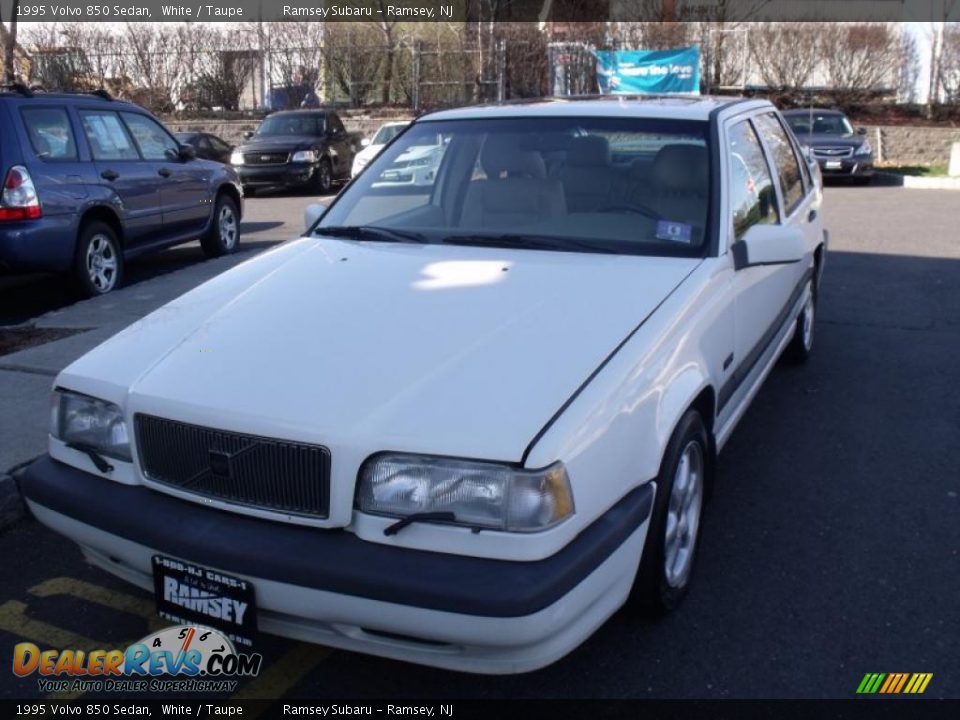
[[408, 157, 432, 167], [50, 390, 131, 461], [291, 150, 318, 163], [356, 454, 574, 532], [353, 157, 369, 173], [854, 141, 872, 156], [229, 151, 244, 166]]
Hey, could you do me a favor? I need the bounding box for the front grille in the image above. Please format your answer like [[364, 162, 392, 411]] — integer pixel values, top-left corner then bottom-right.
[[135, 414, 330, 518], [243, 152, 289, 165], [813, 146, 853, 158]]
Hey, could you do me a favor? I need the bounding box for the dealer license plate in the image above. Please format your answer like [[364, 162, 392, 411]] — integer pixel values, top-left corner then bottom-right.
[[153, 555, 258, 646]]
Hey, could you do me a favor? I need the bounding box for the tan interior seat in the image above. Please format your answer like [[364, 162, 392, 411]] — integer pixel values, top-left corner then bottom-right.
[[460, 136, 566, 229], [559, 135, 618, 213]]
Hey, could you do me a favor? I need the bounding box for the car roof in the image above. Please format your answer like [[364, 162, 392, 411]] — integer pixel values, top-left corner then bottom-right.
[[782, 108, 845, 116], [0, 89, 139, 109], [419, 95, 769, 122]]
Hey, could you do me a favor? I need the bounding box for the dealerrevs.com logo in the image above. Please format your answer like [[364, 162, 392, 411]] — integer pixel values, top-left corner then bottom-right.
[[13, 625, 263, 693]]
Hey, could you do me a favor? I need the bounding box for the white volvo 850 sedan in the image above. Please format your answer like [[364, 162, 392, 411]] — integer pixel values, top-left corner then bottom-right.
[[22, 96, 827, 674]]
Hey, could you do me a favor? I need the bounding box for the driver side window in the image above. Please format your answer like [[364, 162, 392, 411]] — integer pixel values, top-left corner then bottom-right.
[[727, 120, 780, 241]]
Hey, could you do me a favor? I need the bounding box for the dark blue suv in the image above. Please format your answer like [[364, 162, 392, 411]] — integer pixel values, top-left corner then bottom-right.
[[0, 86, 243, 295]]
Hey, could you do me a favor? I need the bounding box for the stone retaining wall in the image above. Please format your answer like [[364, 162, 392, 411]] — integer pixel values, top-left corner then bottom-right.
[[863, 125, 960, 166]]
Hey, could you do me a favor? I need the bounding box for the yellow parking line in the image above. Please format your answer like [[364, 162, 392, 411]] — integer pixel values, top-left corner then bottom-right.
[[0, 600, 100, 648], [30, 577, 161, 626]]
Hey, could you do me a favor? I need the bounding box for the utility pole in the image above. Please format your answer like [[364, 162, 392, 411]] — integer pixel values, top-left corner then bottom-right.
[[4, 0, 20, 84]]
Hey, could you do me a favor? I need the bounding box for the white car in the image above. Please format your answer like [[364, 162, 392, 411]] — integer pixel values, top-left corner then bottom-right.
[[351, 120, 409, 177], [23, 97, 826, 675]]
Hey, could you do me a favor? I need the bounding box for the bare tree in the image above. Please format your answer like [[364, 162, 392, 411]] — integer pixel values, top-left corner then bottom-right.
[[748, 23, 821, 93], [2, 0, 20, 84], [940, 23, 960, 105], [820, 23, 903, 105], [122, 24, 186, 112]]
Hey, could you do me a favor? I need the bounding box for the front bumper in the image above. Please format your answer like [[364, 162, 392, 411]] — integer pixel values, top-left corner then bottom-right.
[[236, 164, 317, 189], [816, 156, 874, 177], [20, 456, 654, 674]]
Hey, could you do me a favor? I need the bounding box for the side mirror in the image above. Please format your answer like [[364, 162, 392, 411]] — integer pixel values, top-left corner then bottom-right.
[[243, 131, 255, 140], [857, 127, 867, 135], [178, 144, 197, 161], [304, 201, 329, 233], [732, 224, 806, 271], [360, 138, 371, 148]]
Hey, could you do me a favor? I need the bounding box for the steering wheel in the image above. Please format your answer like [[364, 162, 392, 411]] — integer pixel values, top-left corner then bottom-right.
[[597, 203, 663, 220]]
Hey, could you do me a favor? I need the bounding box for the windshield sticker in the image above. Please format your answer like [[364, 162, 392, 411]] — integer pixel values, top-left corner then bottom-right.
[[656, 220, 694, 244]]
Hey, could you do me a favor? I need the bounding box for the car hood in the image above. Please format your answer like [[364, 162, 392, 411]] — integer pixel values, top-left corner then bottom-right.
[[60, 238, 699, 462], [353, 143, 384, 165], [792, 133, 866, 149], [236, 135, 322, 154]]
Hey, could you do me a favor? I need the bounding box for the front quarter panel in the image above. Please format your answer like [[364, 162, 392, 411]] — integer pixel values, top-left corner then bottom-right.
[[524, 260, 732, 536]]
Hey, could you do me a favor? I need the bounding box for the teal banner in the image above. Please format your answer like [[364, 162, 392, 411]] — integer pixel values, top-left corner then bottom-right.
[[596, 48, 702, 95]]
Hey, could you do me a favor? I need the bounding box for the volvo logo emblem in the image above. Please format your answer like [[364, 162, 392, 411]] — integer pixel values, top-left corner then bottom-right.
[[209, 450, 232, 477]]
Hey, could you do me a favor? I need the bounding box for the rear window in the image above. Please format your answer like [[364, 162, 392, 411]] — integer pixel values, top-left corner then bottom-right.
[[21, 107, 78, 161]]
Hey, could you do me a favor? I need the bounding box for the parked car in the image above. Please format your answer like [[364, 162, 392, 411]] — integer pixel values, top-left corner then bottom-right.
[[174, 131, 233, 164], [22, 96, 827, 674], [782, 108, 874, 183], [0, 85, 243, 295], [230, 109, 362, 194], [371, 133, 447, 188], [351, 120, 410, 177]]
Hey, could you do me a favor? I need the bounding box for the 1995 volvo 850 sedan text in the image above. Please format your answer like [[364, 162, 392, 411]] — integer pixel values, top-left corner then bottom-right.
[[22, 96, 827, 674]]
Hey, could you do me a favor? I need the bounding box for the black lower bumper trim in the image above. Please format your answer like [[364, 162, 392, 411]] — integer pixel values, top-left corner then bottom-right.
[[20, 456, 653, 618]]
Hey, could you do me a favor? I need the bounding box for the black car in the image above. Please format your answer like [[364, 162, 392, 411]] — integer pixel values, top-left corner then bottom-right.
[[175, 131, 233, 164], [782, 108, 874, 183], [0, 85, 243, 295], [230, 109, 362, 194]]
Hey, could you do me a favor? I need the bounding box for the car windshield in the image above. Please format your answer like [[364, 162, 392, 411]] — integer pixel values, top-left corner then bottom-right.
[[373, 124, 407, 145], [317, 117, 711, 257], [786, 113, 854, 136], [256, 114, 325, 137]]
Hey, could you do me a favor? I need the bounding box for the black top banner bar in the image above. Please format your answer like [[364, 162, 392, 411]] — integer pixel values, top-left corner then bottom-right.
[[1, 0, 959, 23]]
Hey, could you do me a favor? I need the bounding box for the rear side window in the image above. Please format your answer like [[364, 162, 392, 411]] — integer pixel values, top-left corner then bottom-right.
[[121, 113, 180, 161], [727, 120, 780, 240], [79, 111, 140, 161], [754, 112, 805, 215], [21, 107, 78, 160]]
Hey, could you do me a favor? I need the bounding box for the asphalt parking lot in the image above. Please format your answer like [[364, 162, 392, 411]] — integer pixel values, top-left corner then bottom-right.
[[0, 185, 958, 702]]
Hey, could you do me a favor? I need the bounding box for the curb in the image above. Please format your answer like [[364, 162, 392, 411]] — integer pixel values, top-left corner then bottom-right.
[[873, 172, 960, 189]]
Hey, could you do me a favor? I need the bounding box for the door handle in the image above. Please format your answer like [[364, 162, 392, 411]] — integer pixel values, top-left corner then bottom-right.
[[100, 170, 118, 181], [808, 209, 817, 223], [158, 168, 172, 178]]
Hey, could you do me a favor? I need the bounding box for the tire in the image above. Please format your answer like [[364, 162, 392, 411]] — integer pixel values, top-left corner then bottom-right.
[[628, 409, 710, 615], [200, 193, 241, 258], [782, 279, 816, 365], [74, 221, 123, 297], [314, 157, 333, 194]]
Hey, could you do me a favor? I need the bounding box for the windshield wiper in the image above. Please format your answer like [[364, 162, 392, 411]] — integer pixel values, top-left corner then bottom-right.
[[441, 234, 618, 254], [316, 225, 428, 244]]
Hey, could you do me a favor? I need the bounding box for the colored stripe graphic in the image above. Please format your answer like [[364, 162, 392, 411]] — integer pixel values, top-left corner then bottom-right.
[[857, 673, 932, 694]]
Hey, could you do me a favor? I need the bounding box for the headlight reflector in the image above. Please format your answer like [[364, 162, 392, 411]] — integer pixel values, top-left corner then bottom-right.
[[356, 454, 574, 532], [229, 151, 244, 166], [291, 150, 318, 163], [51, 390, 131, 461]]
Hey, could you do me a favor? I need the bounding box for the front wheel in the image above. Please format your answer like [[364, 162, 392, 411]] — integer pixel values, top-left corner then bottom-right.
[[314, 158, 333, 194], [200, 194, 241, 258], [628, 409, 710, 615], [74, 221, 124, 296], [782, 279, 816, 365]]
